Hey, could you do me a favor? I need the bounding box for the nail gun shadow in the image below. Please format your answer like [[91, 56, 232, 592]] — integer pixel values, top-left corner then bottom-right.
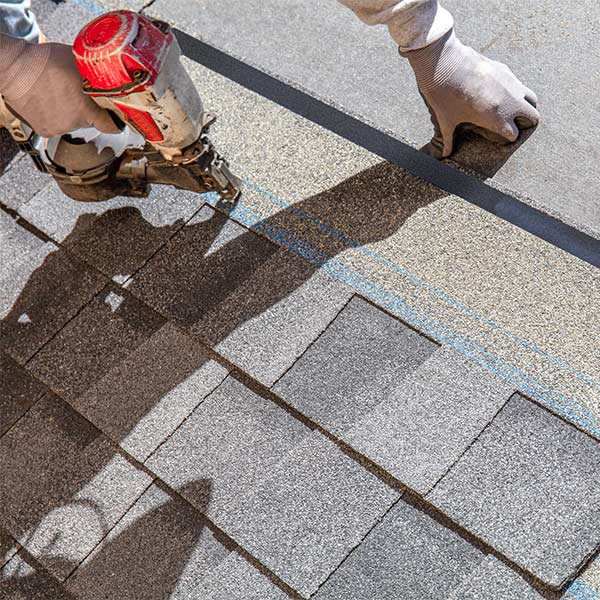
[[0, 160, 445, 597]]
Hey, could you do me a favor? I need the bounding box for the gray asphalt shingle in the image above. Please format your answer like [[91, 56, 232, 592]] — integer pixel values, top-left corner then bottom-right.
[[1, 552, 75, 599], [446, 556, 545, 600], [129, 205, 352, 385], [66, 484, 229, 600], [314, 498, 483, 600], [27, 284, 165, 402], [0, 353, 46, 439], [345, 346, 515, 493], [273, 295, 437, 434], [428, 393, 600, 588], [0, 394, 152, 580], [146, 376, 310, 517], [69, 322, 228, 461], [217, 430, 400, 597]]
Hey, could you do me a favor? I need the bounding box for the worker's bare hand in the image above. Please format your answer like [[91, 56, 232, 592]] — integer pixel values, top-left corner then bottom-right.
[[0, 38, 118, 138], [404, 30, 539, 158]]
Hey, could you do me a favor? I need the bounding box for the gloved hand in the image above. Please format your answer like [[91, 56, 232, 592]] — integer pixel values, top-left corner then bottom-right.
[[403, 30, 540, 158], [0, 35, 118, 137]]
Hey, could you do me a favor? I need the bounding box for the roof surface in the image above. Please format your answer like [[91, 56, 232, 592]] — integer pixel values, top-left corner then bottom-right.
[[0, 1, 599, 599]]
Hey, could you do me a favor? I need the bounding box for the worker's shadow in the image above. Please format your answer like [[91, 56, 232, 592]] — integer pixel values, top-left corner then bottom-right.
[[0, 160, 446, 597]]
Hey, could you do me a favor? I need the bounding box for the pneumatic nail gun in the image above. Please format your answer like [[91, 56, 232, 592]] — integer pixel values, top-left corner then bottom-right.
[[0, 10, 242, 204]]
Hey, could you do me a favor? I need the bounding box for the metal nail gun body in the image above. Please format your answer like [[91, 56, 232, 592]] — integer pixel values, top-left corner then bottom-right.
[[2, 10, 241, 204]]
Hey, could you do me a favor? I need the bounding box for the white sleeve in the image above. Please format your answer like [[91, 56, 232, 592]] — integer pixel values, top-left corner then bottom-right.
[[336, 0, 453, 51], [0, 0, 39, 42]]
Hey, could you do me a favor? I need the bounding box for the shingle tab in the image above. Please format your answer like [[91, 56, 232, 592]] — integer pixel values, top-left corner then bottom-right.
[[345, 346, 515, 493], [217, 431, 400, 597], [66, 484, 229, 600], [196, 553, 291, 600], [1, 552, 74, 599], [0, 353, 46, 438], [446, 556, 545, 600], [27, 284, 165, 402], [69, 322, 228, 461], [0, 246, 106, 364], [273, 296, 437, 434], [315, 498, 484, 600], [146, 377, 310, 517], [428, 393, 600, 588], [129, 205, 352, 385], [0, 394, 152, 580]]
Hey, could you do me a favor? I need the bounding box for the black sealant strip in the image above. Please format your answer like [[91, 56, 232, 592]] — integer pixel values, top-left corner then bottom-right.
[[175, 28, 600, 269]]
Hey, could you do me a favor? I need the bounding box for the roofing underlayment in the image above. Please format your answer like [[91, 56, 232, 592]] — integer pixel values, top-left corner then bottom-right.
[[0, 1, 599, 599]]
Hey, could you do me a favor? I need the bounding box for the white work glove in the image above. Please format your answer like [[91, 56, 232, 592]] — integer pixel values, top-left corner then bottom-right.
[[402, 29, 540, 158], [0, 34, 118, 137]]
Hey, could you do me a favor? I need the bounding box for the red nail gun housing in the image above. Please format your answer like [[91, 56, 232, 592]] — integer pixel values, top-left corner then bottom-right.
[[73, 10, 204, 160]]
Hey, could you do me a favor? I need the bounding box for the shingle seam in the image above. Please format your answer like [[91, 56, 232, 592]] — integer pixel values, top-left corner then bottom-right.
[[308, 495, 405, 598], [201, 193, 600, 439], [269, 292, 355, 388], [100, 199, 211, 287], [141, 371, 234, 467], [425, 389, 515, 494], [62, 476, 157, 585], [22, 280, 106, 368], [0, 390, 48, 445]]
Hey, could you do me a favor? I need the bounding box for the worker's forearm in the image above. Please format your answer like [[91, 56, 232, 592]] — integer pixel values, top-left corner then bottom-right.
[[0, 0, 39, 41], [0, 33, 49, 99], [337, 0, 453, 51]]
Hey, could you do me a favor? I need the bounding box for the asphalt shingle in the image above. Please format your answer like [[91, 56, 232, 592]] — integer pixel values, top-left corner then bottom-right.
[[1, 552, 75, 599], [273, 295, 437, 433], [66, 484, 229, 600], [146, 376, 310, 517], [27, 284, 165, 402], [129, 205, 352, 385], [199, 553, 291, 600], [315, 498, 483, 600], [345, 346, 515, 493], [428, 393, 600, 588], [69, 322, 228, 461], [0, 353, 46, 438], [0, 394, 152, 580], [0, 245, 106, 364], [446, 556, 545, 600], [217, 430, 400, 597]]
